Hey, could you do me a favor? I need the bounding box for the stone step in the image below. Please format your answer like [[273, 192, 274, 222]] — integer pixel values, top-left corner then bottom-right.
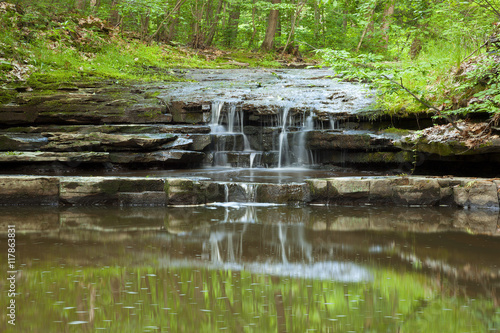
[[2, 124, 211, 134], [0, 175, 497, 209], [0, 132, 177, 152], [0, 150, 205, 165]]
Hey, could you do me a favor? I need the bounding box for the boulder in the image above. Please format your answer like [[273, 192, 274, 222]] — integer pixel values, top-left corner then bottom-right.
[[453, 180, 500, 210]]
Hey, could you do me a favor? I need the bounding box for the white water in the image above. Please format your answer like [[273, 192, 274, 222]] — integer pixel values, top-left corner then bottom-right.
[[294, 112, 314, 166], [209, 101, 253, 167], [277, 106, 290, 168]]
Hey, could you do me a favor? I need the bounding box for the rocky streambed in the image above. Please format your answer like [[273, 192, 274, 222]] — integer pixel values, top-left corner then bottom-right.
[[0, 69, 499, 209]]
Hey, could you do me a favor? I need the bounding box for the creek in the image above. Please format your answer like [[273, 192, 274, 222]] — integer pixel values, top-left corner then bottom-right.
[[1, 206, 499, 332], [0, 69, 499, 332]]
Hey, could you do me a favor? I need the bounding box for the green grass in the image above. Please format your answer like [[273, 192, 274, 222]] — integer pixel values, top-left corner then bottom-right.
[[0, 6, 286, 89]]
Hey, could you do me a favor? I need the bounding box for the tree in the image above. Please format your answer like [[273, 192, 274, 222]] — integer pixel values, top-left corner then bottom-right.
[[261, 0, 281, 51]]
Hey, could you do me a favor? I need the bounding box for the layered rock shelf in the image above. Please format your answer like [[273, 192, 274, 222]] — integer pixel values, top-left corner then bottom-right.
[[1, 69, 500, 172], [0, 175, 499, 211]]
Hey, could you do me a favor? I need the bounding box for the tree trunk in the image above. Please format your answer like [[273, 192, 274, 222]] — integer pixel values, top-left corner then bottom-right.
[[205, 0, 224, 46], [149, 0, 186, 42], [224, 4, 241, 47], [281, 0, 306, 56], [248, 0, 257, 48], [356, 2, 376, 52], [167, 16, 179, 43], [109, 0, 120, 26], [381, 0, 395, 49], [314, 0, 320, 41], [191, 0, 205, 48], [261, 0, 281, 51]]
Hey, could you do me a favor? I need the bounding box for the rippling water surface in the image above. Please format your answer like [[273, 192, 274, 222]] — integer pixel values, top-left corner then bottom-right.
[[1, 206, 499, 332]]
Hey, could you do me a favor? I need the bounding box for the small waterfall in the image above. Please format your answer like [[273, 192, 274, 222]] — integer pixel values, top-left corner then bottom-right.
[[224, 183, 229, 202], [209, 101, 253, 167], [277, 107, 315, 168], [240, 183, 258, 202], [249, 153, 257, 169], [294, 112, 314, 165], [329, 114, 337, 130], [277, 106, 291, 168]]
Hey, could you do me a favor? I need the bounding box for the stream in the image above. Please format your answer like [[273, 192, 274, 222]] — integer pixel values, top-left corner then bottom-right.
[[0, 69, 499, 332]]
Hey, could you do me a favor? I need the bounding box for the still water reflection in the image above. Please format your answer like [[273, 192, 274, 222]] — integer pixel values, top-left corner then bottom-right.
[[1, 206, 499, 332]]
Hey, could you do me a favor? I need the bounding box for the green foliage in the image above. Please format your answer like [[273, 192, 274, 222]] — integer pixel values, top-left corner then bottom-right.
[[446, 55, 500, 116], [1, 263, 497, 332]]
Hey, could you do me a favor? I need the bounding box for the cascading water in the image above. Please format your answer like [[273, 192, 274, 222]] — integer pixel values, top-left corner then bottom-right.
[[209, 98, 333, 170], [208, 101, 253, 167], [277, 106, 291, 168], [294, 112, 314, 166], [276, 106, 316, 168]]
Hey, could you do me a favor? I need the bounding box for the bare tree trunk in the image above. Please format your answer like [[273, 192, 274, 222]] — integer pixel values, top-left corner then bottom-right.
[[342, 9, 348, 32], [314, 0, 320, 41], [149, 0, 186, 42], [261, 0, 281, 51], [109, 0, 120, 26], [281, 0, 306, 56], [205, 0, 224, 46], [141, 9, 150, 39], [224, 3, 241, 47], [167, 15, 179, 42], [191, 0, 205, 48], [248, 0, 257, 48], [381, 0, 395, 49], [356, 2, 376, 52]]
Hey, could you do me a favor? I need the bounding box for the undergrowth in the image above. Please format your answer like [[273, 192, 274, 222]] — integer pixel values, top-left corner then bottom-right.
[[0, 3, 286, 88], [319, 36, 500, 121]]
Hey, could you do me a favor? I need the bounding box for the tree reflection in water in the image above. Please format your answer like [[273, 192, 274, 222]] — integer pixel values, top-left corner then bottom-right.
[[0, 205, 499, 332]]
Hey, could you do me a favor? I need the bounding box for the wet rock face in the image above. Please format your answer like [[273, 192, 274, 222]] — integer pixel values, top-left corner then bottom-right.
[[308, 131, 394, 150], [1, 69, 498, 172]]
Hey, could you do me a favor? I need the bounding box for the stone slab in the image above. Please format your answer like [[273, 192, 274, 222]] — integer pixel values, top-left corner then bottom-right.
[[0, 176, 59, 205]]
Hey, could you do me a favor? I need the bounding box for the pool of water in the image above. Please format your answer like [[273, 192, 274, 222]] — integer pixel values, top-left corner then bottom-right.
[[1, 206, 499, 332]]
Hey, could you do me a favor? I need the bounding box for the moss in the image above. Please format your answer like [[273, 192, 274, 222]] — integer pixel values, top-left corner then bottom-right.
[[4, 127, 30, 133], [0, 136, 17, 150], [144, 91, 161, 99], [0, 88, 17, 105], [164, 181, 170, 196], [139, 109, 163, 118], [98, 181, 121, 195], [417, 140, 459, 156], [382, 127, 412, 135]]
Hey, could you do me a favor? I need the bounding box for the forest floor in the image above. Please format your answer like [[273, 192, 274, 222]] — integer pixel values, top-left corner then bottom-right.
[[1, 2, 500, 151]]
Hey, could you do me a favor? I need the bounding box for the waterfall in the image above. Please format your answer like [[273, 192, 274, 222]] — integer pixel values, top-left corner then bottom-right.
[[277, 106, 290, 168], [209, 102, 318, 169], [277, 107, 315, 168], [240, 183, 258, 202], [294, 112, 314, 166], [329, 114, 337, 130], [209, 101, 253, 167]]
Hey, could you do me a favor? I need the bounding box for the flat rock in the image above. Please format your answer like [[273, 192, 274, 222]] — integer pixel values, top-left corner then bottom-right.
[[109, 150, 205, 164], [0, 176, 59, 205], [308, 130, 395, 150], [0, 132, 177, 152]]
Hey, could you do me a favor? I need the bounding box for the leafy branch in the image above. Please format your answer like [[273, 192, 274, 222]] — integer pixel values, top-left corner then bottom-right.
[[318, 49, 464, 133]]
